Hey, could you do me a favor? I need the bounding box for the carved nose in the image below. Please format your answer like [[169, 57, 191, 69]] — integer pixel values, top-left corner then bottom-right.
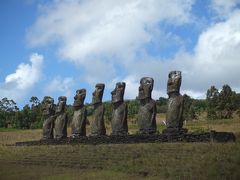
[[168, 81, 173, 85]]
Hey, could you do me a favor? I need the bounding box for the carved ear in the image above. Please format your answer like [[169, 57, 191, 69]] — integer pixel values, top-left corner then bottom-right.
[[150, 84, 153, 91], [168, 72, 172, 78]]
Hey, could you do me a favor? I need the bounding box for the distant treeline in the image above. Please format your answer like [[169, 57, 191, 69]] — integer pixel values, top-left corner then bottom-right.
[[0, 84, 240, 129]]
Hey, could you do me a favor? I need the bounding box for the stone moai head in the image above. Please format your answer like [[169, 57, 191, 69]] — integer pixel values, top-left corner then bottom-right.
[[73, 89, 86, 108], [56, 96, 67, 113], [92, 83, 105, 105], [42, 96, 55, 116], [138, 77, 154, 100], [167, 71, 182, 95], [111, 82, 126, 104]]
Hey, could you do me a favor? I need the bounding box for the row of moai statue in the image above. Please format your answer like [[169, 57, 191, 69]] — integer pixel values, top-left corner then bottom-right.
[[42, 71, 185, 139]]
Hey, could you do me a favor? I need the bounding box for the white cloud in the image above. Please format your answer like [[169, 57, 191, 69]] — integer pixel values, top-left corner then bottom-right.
[[83, 59, 116, 84], [187, 10, 240, 89], [211, 0, 240, 18], [5, 53, 43, 90], [44, 76, 75, 98], [121, 10, 240, 99], [181, 90, 205, 99], [122, 75, 139, 100], [157, 9, 240, 98], [26, 1, 240, 100], [0, 53, 44, 101], [27, 0, 194, 84]]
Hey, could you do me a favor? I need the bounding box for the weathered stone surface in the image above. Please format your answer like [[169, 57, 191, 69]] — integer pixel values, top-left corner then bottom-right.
[[137, 77, 157, 134], [165, 71, 184, 132], [42, 96, 55, 139], [90, 84, 106, 136], [166, 95, 184, 128], [54, 96, 68, 139], [16, 131, 236, 146], [111, 82, 128, 135], [71, 89, 87, 137]]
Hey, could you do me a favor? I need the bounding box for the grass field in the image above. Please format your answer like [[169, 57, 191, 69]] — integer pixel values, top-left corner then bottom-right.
[[0, 114, 240, 180]]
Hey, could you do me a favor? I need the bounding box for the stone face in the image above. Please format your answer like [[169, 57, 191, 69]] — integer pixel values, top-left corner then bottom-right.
[[42, 96, 55, 139], [92, 83, 105, 104], [71, 89, 87, 137], [54, 96, 68, 139], [167, 70, 182, 95], [90, 83, 106, 136], [165, 71, 185, 131], [137, 77, 157, 134], [111, 82, 128, 135]]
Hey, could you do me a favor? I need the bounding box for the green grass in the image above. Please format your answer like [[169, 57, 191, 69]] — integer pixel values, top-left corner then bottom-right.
[[0, 116, 240, 179]]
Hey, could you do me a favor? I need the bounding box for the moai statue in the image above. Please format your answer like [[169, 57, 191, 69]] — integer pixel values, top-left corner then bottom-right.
[[90, 83, 106, 136], [111, 82, 128, 135], [137, 77, 157, 134], [54, 96, 68, 139], [163, 71, 186, 134], [42, 96, 55, 139], [71, 89, 87, 138]]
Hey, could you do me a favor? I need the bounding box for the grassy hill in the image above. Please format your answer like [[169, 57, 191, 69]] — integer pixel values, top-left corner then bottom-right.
[[0, 115, 239, 179]]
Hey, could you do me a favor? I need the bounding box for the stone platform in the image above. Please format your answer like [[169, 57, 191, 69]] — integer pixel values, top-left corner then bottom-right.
[[15, 131, 236, 146]]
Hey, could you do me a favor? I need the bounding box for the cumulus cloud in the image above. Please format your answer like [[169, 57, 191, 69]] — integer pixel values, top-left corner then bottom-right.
[[44, 76, 75, 98], [211, 0, 240, 18], [183, 10, 240, 92], [121, 9, 240, 99], [0, 53, 44, 101], [27, 0, 194, 83], [26, 0, 240, 100]]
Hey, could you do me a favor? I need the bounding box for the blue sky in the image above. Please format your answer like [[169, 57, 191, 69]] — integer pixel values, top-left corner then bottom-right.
[[0, 0, 240, 108]]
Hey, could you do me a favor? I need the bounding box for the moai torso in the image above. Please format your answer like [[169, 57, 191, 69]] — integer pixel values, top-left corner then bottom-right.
[[42, 96, 55, 139], [137, 99, 157, 134], [90, 83, 106, 136], [166, 94, 184, 128], [165, 71, 185, 131], [54, 96, 68, 139], [137, 77, 157, 134], [71, 89, 87, 137], [71, 107, 87, 136], [111, 82, 128, 135], [91, 103, 106, 135]]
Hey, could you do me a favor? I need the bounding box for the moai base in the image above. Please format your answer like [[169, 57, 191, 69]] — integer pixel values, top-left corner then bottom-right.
[[16, 131, 236, 146]]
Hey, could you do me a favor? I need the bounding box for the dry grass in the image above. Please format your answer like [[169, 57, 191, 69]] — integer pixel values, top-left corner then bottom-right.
[[0, 129, 42, 145], [186, 117, 240, 134], [0, 115, 240, 179], [0, 142, 240, 179]]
